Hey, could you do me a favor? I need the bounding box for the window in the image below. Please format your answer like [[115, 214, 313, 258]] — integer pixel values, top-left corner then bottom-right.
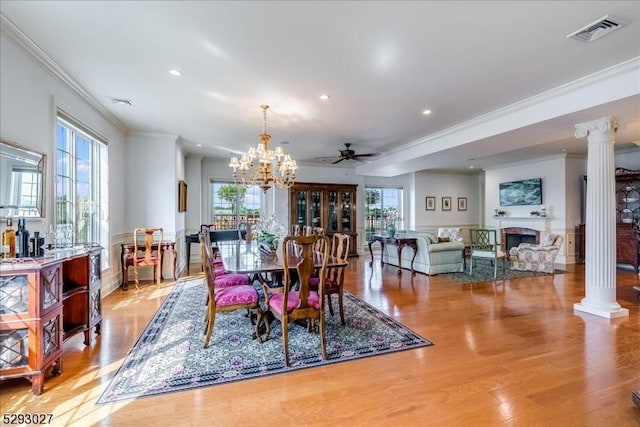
[[210, 181, 262, 229], [56, 114, 108, 259], [10, 167, 39, 216], [364, 187, 403, 241]]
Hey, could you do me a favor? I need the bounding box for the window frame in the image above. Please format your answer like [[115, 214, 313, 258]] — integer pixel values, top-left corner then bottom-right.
[[55, 112, 109, 264]]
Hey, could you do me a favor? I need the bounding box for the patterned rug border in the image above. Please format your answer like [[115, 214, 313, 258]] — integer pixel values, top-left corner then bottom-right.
[[97, 278, 433, 404]]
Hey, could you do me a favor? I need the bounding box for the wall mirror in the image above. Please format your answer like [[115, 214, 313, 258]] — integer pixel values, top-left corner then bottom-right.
[[0, 138, 46, 218]]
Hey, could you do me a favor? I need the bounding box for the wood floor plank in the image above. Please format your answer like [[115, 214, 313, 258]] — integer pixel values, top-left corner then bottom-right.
[[1, 260, 639, 426]]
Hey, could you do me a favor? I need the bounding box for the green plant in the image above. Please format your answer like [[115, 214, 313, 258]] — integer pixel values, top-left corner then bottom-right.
[[530, 210, 541, 216]]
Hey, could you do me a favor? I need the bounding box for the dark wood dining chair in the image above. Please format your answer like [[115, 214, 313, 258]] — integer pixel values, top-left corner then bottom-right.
[[264, 234, 330, 366]]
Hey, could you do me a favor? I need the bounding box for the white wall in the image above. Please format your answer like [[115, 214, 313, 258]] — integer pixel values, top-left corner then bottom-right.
[[0, 33, 127, 293], [412, 171, 481, 231], [124, 133, 177, 232]]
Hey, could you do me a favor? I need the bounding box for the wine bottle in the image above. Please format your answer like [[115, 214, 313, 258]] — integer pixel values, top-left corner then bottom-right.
[[1, 217, 16, 258], [15, 218, 30, 258]]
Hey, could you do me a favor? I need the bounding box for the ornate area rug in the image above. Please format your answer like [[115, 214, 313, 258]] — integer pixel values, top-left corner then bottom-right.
[[97, 278, 432, 404], [443, 260, 564, 284]]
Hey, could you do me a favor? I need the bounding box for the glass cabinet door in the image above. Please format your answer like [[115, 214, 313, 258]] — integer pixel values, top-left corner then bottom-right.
[[341, 191, 352, 232], [295, 191, 307, 226], [310, 191, 322, 228], [328, 191, 338, 232]]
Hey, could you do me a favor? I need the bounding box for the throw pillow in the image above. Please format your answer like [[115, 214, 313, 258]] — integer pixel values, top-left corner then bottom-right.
[[438, 227, 463, 242], [541, 234, 556, 247], [424, 232, 438, 244], [437, 237, 450, 243]]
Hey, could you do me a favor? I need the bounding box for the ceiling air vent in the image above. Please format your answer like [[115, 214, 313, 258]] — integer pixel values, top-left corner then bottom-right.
[[566, 15, 628, 42], [109, 97, 133, 106]]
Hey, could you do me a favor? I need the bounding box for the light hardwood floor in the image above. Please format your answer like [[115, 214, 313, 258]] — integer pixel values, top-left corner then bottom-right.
[[2, 259, 639, 426]]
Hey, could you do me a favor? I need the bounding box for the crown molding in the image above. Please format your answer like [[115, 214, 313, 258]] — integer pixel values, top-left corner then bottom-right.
[[396, 57, 640, 154], [1, 13, 128, 134]]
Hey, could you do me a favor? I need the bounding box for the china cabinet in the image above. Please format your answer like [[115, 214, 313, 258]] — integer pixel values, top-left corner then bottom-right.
[[577, 168, 639, 272], [289, 182, 358, 257], [0, 246, 102, 394]]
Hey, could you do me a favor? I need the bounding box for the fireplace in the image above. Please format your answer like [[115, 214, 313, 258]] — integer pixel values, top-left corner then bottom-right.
[[501, 227, 540, 251]]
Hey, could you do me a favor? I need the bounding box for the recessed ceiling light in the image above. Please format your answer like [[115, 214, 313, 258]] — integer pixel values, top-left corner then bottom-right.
[[422, 109, 432, 116], [469, 165, 475, 169], [196, 143, 202, 147], [169, 69, 183, 76], [319, 94, 330, 101]]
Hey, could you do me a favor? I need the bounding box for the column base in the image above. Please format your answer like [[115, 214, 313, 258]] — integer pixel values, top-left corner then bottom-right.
[[573, 302, 629, 319]]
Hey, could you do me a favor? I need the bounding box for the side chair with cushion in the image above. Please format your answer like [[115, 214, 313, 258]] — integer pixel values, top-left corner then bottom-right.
[[200, 231, 250, 288], [509, 233, 564, 274], [469, 229, 506, 279], [132, 227, 163, 290], [200, 239, 262, 348], [264, 234, 330, 366], [310, 233, 350, 325]]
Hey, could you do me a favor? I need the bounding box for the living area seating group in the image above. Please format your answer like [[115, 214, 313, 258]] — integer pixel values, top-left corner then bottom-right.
[[378, 227, 565, 276]]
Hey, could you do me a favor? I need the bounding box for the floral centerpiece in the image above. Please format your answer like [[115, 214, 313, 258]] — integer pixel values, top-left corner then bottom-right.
[[383, 209, 401, 237], [253, 214, 286, 252]]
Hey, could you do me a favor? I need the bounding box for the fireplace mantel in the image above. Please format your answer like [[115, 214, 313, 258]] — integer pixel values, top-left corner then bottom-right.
[[494, 217, 551, 232]]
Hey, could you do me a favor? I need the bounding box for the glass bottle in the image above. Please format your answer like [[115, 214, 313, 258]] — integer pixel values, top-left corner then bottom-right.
[[15, 218, 29, 258], [2, 217, 16, 258], [46, 225, 56, 249]]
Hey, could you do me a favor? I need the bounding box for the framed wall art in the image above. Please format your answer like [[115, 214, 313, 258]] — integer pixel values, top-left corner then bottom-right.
[[178, 180, 187, 212], [426, 196, 436, 211], [442, 196, 451, 211], [457, 197, 467, 211]]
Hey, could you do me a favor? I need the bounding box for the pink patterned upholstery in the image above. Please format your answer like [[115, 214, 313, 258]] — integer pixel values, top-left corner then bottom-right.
[[214, 285, 259, 306], [214, 266, 228, 276], [135, 255, 158, 264], [214, 273, 250, 288], [268, 291, 321, 314]]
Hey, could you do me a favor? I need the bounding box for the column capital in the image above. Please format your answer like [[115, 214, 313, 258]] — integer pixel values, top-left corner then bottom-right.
[[574, 116, 618, 139]]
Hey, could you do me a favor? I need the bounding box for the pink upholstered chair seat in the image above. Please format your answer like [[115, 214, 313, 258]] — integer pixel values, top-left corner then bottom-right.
[[135, 255, 158, 265], [214, 285, 259, 306], [214, 273, 250, 288], [268, 291, 321, 314], [214, 266, 228, 276]]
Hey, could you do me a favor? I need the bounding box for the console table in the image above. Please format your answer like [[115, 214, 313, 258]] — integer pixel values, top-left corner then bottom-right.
[[1, 246, 102, 395], [368, 235, 418, 274], [120, 241, 177, 290], [185, 233, 200, 275]]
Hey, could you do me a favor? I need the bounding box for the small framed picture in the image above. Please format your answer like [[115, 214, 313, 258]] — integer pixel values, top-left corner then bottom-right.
[[425, 196, 436, 211], [442, 196, 452, 211], [457, 197, 467, 211]]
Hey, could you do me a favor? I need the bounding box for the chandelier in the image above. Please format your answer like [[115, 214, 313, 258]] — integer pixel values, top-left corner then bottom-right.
[[229, 105, 298, 193]]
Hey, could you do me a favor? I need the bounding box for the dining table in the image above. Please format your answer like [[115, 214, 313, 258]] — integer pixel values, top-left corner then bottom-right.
[[217, 240, 348, 287]]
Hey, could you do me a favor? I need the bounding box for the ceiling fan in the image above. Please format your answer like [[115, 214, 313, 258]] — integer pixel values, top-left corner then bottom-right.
[[318, 143, 380, 164]]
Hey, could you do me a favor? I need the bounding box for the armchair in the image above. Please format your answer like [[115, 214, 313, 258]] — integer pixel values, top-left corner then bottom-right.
[[509, 233, 563, 273]]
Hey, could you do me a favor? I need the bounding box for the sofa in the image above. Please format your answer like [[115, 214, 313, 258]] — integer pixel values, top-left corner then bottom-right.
[[381, 228, 465, 275], [508, 233, 564, 273]]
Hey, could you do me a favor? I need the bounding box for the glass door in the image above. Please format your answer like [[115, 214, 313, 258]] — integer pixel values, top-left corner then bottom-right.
[[327, 191, 338, 232], [310, 191, 322, 228], [295, 190, 308, 226], [341, 191, 352, 232]]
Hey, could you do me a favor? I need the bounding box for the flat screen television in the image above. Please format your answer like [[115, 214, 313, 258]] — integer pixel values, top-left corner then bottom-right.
[[499, 178, 542, 206]]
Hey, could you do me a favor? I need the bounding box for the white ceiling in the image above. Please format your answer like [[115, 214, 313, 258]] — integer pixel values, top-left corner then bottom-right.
[[1, 1, 639, 174]]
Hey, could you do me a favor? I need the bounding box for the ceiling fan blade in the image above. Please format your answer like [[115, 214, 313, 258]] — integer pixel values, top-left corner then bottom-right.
[[332, 158, 345, 164], [353, 153, 380, 158]]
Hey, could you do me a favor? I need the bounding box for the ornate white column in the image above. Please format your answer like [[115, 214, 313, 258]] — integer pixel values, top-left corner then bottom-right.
[[573, 116, 628, 318]]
